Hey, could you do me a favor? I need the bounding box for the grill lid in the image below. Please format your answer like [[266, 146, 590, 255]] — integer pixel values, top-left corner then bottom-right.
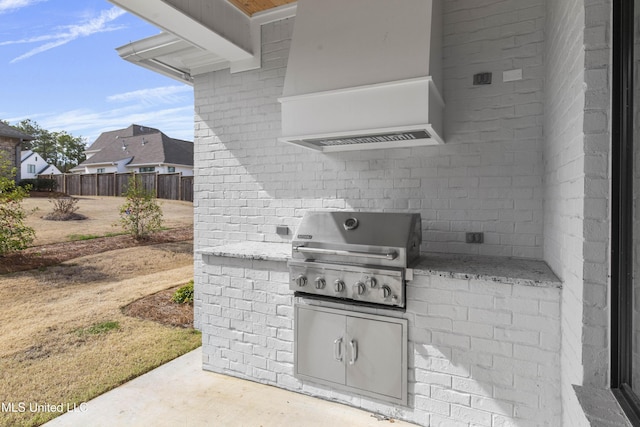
[[291, 211, 422, 268]]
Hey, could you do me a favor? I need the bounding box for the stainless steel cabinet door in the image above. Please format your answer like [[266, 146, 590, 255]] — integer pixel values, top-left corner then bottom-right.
[[296, 306, 346, 384], [295, 304, 407, 405], [346, 316, 404, 400]]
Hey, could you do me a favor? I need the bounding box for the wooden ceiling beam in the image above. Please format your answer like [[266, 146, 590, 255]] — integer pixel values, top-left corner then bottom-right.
[[227, 0, 296, 16]]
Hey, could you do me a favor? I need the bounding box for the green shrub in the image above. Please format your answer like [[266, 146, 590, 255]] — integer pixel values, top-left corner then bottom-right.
[[19, 178, 57, 192], [17, 179, 35, 190], [118, 175, 163, 241], [0, 154, 35, 255], [172, 280, 194, 304]]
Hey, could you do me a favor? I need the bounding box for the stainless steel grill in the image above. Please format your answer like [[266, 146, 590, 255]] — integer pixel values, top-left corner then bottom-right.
[[288, 211, 422, 308]]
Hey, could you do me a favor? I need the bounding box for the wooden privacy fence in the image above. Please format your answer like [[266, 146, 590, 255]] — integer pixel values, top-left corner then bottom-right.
[[39, 173, 194, 202]]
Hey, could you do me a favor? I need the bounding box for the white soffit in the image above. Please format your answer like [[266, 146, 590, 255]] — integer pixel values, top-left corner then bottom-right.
[[117, 33, 228, 84], [109, 0, 297, 79], [109, 0, 252, 62]]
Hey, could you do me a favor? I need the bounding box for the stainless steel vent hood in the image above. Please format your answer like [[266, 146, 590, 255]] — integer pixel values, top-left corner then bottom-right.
[[278, 0, 444, 152]]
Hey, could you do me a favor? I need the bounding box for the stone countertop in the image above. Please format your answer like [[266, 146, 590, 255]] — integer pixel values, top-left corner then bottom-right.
[[198, 242, 562, 288], [413, 253, 561, 288], [198, 242, 290, 262]]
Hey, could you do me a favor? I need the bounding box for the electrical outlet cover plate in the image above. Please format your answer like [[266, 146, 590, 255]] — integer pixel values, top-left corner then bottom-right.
[[473, 72, 492, 85], [466, 232, 484, 244]]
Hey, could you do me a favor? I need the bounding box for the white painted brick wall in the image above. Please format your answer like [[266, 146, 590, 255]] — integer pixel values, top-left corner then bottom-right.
[[193, 0, 547, 259], [581, 0, 611, 391], [191, 0, 619, 425], [198, 252, 561, 427], [544, 0, 613, 425], [543, 0, 586, 425]]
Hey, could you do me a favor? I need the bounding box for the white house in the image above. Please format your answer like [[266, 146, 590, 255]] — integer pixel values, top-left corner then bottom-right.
[[109, 0, 636, 426], [20, 150, 61, 179], [71, 124, 194, 176]]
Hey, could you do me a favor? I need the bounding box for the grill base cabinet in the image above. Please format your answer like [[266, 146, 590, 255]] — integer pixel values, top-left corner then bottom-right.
[[295, 304, 408, 405]]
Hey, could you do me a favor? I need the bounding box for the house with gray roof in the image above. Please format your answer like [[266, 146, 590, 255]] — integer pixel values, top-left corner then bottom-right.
[[0, 121, 34, 181], [71, 124, 193, 176], [21, 150, 61, 179]]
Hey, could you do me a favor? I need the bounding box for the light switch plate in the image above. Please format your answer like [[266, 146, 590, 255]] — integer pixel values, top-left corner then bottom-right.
[[503, 69, 523, 82]]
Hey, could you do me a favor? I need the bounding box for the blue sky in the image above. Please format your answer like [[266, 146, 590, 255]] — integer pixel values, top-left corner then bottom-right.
[[0, 0, 194, 145]]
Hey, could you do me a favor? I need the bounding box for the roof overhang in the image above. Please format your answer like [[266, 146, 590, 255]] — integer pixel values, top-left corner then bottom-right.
[[109, 0, 297, 82], [127, 163, 166, 167], [109, 0, 253, 61], [116, 32, 227, 84], [78, 162, 121, 167]]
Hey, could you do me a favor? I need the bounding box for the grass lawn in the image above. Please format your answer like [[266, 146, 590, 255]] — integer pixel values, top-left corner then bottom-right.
[[0, 197, 200, 427]]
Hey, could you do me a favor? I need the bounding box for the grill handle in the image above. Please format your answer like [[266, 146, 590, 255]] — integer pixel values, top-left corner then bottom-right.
[[293, 246, 397, 261]]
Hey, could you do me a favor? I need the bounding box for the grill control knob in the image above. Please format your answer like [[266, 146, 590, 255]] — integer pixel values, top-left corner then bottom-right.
[[315, 277, 326, 289], [381, 285, 392, 299], [334, 280, 345, 293], [295, 275, 307, 287], [365, 277, 377, 288], [355, 281, 366, 296]]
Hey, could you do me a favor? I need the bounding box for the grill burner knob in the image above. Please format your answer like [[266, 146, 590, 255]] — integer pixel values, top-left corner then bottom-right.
[[334, 280, 345, 293], [355, 281, 366, 295], [365, 277, 377, 288], [381, 285, 392, 299], [295, 275, 307, 287], [315, 277, 326, 289]]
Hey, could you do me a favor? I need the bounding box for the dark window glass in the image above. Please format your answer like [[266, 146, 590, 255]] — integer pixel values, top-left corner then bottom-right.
[[612, 0, 640, 423]]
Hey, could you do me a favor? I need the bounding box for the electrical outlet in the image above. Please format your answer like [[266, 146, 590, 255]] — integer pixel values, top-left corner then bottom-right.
[[473, 72, 492, 85], [276, 226, 289, 236], [465, 232, 484, 244]]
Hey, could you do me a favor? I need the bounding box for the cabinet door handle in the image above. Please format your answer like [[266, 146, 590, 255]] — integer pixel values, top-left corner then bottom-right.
[[349, 339, 358, 365], [333, 337, 343, 361]]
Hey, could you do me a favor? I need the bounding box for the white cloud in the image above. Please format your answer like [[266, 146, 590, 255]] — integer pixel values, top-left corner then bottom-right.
[[0, 0, 44, 14], [107, 86, 192, 106], [9, 6, 126, 63], [14, 104, 195, 144], [0, 33, 61, 46]]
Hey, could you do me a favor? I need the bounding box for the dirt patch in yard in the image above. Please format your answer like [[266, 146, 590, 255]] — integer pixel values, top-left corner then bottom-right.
[[123, 286, 193, 328]]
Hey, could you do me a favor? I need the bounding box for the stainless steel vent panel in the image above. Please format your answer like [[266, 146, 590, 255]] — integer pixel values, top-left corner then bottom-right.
[[293, 130, 431, 148]]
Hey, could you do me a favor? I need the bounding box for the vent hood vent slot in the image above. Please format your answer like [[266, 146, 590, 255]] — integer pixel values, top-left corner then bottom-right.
[[279, 0, 444, 152], [288, 129, 435, 153]]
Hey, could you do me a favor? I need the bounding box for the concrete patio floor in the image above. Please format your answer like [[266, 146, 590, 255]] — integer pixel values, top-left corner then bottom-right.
[[44, 347, 417, 427]]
